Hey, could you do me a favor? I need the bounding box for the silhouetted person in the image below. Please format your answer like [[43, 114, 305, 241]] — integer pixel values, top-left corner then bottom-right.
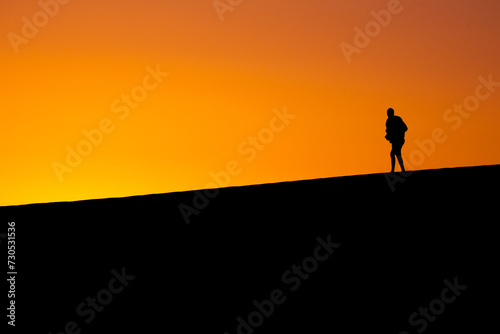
[[385, 108, 408, 173]]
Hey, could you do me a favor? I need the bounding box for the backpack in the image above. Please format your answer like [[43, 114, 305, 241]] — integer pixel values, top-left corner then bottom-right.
[[385, 116, 408, 142], [397, 117, 408, 134]]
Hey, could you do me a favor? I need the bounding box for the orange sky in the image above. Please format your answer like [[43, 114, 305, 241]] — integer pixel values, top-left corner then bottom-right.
[[1, 0, 500, 206]]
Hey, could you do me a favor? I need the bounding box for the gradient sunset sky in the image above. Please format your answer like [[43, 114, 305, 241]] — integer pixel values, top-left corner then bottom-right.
[[1, 0, 500, 206]]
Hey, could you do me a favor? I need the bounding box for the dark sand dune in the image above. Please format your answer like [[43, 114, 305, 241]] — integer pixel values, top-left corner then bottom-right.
[[2, 165, 499, 333]]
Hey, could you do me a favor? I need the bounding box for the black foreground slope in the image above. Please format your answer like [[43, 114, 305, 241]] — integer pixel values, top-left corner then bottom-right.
[[1, 165, 499, 333]]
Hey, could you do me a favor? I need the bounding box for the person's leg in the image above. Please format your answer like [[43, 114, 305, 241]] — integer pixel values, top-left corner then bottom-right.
[[397, 155, 405, 172], [390, 147, 396, 173], [397, 139, 405, 172], [392, 141, 404, 172]]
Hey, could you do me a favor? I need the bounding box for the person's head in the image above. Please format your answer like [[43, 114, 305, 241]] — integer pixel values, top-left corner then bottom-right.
[[387, 108, 395, 117]]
